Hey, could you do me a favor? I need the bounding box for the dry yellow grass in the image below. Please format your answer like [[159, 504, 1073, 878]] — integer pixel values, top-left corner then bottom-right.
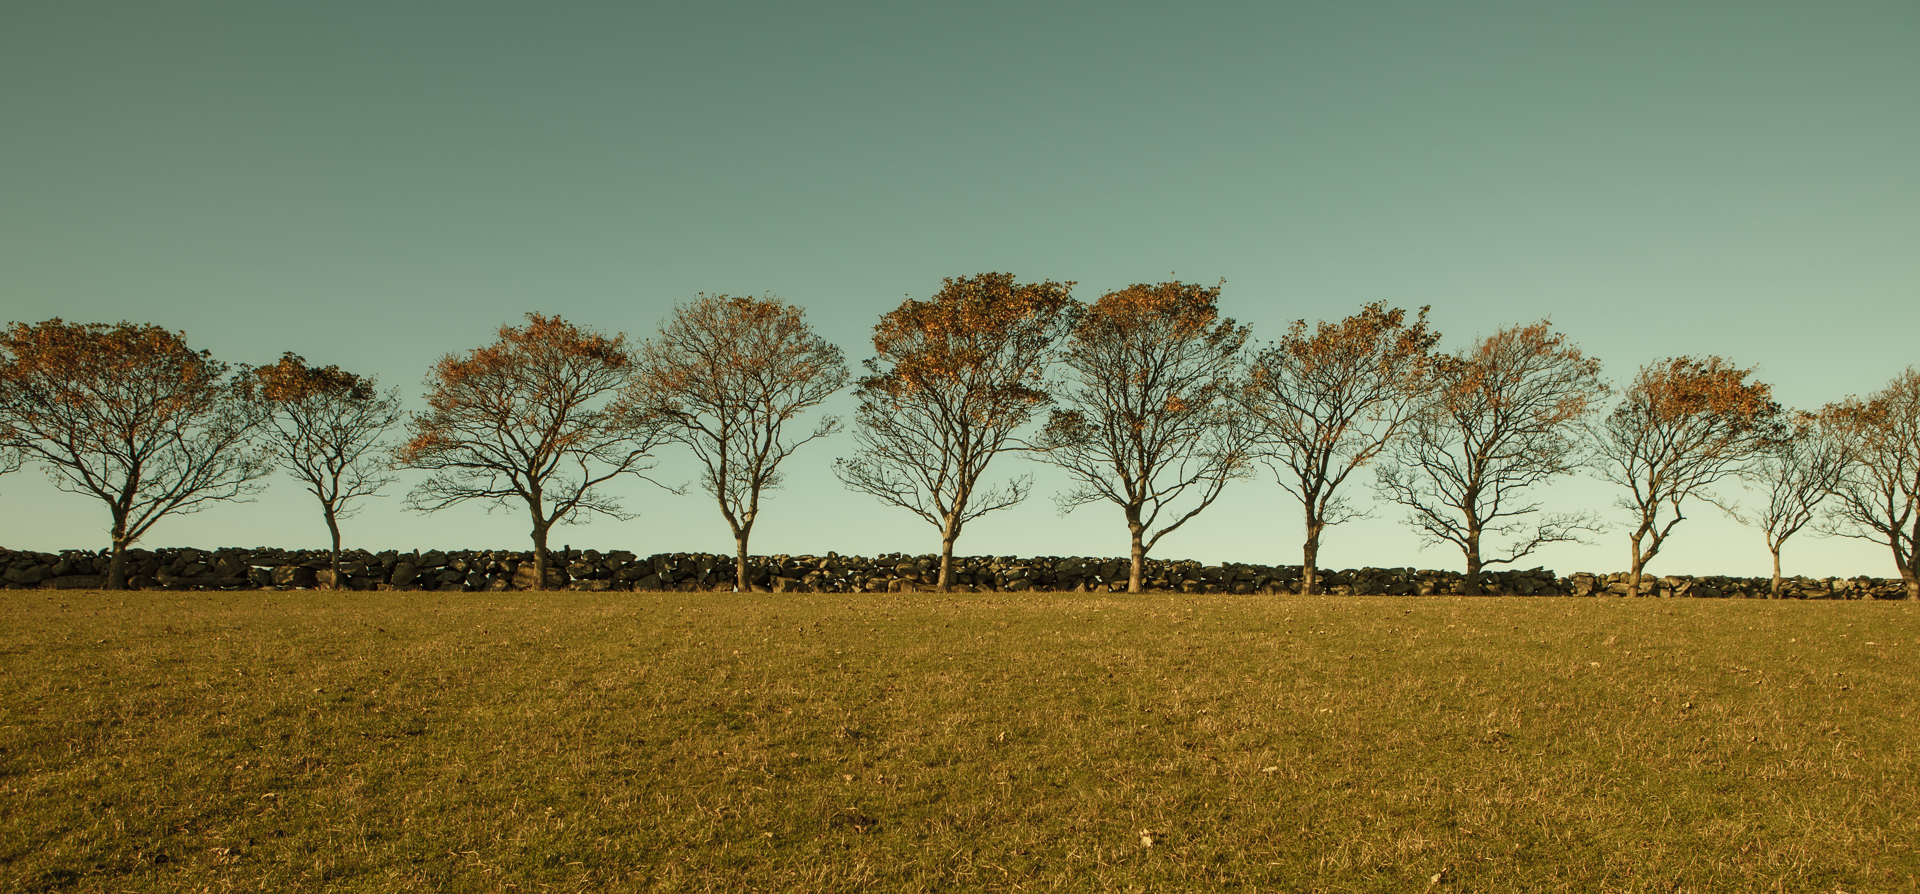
[[2, 590, 1916, 892]]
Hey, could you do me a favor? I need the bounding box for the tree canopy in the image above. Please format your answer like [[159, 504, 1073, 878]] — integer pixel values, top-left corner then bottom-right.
[[1819, 369, 1920, 600], [634, 294, 847, 592], [1034, 281, 1253, 593], [1245, 302, 1438, 594], [398, 313, 666, 589], [1597, 356, 1779, 596], [837, 273, 1077, 591], [246, 352, 403, 590], [1376, 321, 1605, 594], [0, 319, 269, 588]]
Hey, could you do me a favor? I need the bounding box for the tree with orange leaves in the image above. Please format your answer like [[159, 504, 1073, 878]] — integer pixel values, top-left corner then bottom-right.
[[632, 295, 847, 592], [1375, 321, 1607, 594], [1033, 281, 1253, 593], [245, 352, 403, 590], [1596, 356, 1780, 596], [836, 273, 1077, 591], [0, 319, 271, 589], [1818, 369, 1920, 599], [1243, 302, 1439, 594], [398, 314, 667, 590]]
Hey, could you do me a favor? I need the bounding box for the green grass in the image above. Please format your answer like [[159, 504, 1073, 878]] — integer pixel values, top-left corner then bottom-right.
[[3, 590, 1917, 893]]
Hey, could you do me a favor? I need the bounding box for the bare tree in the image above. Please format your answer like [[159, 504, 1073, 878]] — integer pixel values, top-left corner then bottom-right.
[[1717, 411, 1850, 598], [398, 314, 666, 590], [1033, 281, 1253, 593], [836, 274, 1076, 591], [1243, 302, 1438, 594], [1596, 356, 1779, 596], [1818, 369, 1920, 600], [246, 352, 403, 590], [0, 319, 270, 589], [1375, 321, 1607, 594], [633, 295, 847, 592]]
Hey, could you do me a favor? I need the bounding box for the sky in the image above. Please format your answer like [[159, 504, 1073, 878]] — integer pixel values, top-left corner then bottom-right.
[[2, 1, 1916, 578]]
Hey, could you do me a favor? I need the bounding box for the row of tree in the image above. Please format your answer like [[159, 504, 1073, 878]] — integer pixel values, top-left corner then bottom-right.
[[2, 276, 1916, 598]]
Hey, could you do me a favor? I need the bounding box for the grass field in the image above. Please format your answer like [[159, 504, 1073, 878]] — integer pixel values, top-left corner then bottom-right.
[[2, 590, 1916, 893]]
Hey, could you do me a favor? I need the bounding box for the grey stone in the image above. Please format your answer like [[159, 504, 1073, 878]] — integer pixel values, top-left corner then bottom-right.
[[273, 565, 317, 588], [4, 565, 51, 584]]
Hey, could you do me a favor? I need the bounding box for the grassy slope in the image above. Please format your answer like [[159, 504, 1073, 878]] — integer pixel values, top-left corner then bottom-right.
[[2, 591, 1915, 893]]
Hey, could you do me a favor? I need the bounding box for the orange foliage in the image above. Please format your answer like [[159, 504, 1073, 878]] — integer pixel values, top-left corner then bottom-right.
[[244, 353, 401, 585], [407, 313, 630, 437], [1599, 355, 1780, 594], [1037, 280, 1251, 592], [1819, 368, 1920, 597], [1377, 321, 1605, 592], [839, 274, 1075, 589], [633, 295, 844, 420], [868, 273, 1076, 396], [1075, 280, 1236, 348], [633, 294, 846, 591], [247, 352, 377, 403], [1, 319, 225, 422], [1621, 356, 1776, 424], [399, 314, 660, 584], [1246, 302, 1439, 593], [0, 319, 268, 587], [401, 313, 634, 465]]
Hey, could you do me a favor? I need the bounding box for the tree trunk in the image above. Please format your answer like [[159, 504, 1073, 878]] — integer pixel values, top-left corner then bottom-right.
[[1769, 542, 1783, 599], [1900, 527, 1920, 599], [1899, 544, 1919, 600], [1301, 518, 1322, 596], [735, 533, 751, 593], [1627, 534, 1645, 598], [106, 518, 131, 591], [530, 519, 551, 591], [934, 494, 969, 593], [324, 503, 344, 592], [1128, 521, 1146, 594], [1462, 525, 1484, 596], [726, 506, 759, 592], [938, 523, 958, 593]]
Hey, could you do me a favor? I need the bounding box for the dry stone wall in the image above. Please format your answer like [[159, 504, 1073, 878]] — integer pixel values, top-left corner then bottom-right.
[[0, 546, 1909, 599]]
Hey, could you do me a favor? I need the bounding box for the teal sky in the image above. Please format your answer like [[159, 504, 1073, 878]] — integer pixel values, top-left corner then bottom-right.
[[3, 2, 1916, 578]]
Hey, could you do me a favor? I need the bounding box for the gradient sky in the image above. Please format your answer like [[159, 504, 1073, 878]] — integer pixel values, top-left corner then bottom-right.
[[3, 1, 1916, 578]]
